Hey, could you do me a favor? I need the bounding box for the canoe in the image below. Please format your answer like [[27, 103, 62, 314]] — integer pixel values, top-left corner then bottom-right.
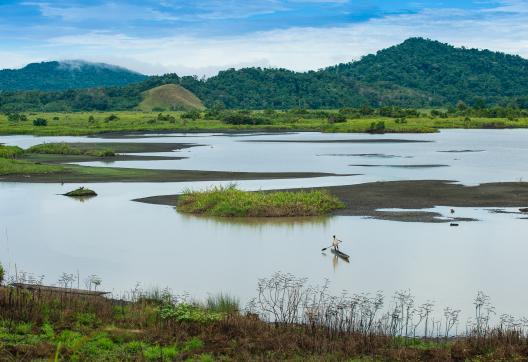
[[330, 248, 350, 260]]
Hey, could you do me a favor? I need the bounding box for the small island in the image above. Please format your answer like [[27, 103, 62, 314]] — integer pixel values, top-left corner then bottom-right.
[[63, 187, 97, 197], [176, 185, 345, 217]]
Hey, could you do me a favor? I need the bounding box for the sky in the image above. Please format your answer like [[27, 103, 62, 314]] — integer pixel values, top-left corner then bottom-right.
[[1, 0, 528, 76]]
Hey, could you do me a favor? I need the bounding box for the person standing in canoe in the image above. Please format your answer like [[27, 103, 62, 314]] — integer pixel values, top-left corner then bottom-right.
[[332, 235, 342, 250]]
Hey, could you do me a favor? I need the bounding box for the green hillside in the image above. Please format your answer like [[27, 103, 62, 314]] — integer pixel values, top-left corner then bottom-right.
[[0, 60, 147, 91], [138, 84, 204, 111], [1, 38, 528, 111]]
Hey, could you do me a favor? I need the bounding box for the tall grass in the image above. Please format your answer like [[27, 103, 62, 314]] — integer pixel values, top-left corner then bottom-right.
[[28, 143, 83, 155], [206, 293, 240, 313], [0, 145, 24, 159], [27, 143, 115, 157], [177, 185, 345, 217]]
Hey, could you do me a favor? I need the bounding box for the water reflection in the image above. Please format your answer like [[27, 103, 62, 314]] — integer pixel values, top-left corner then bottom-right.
[[178, 212, 331, 228]]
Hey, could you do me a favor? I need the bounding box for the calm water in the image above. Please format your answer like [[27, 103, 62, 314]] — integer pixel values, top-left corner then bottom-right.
[[1, 130, 528, 320]]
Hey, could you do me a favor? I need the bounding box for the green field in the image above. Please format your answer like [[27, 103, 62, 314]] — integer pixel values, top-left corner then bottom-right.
[[1, 110, 527, 136]]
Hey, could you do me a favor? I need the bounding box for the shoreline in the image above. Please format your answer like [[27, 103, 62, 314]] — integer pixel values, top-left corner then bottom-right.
[[135, 180, 528, 223]]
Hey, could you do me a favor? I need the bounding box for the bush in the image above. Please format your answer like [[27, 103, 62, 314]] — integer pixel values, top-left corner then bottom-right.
[[327, 113, 347, 123], [104, 114, 119, 122], [368, 121, 386, 133], [181, 110, 201, 120], [32, 118, 48, 126], [221, 111, 270, 125], [6, 113, 28, 123]]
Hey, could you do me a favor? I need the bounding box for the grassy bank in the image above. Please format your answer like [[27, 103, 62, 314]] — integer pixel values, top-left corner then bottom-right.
[[177, 185, 345, 217], [2, 268, 528, 361], [1, 110, 528, 136], [0, 144, 337, 182]]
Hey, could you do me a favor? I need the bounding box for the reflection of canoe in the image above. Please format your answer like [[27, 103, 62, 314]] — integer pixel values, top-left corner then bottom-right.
[[331, 248, 350, 260]]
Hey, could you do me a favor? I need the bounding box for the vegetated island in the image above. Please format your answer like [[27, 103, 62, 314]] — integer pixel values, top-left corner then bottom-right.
[[0, 143, 347, 183], [176, 185, 345, 217], [137, 180, 528, 223], [63, 187, 97, 197]]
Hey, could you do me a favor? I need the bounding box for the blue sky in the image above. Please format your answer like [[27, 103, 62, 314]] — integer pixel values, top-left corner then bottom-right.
[[1, 0, 527, 75]]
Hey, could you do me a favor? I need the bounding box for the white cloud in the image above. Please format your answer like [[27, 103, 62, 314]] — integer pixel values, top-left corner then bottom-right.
[[4, 3, 528, 76]]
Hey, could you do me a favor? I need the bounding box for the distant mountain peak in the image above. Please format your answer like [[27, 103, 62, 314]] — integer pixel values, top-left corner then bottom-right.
[[0, 60, 147, 91]]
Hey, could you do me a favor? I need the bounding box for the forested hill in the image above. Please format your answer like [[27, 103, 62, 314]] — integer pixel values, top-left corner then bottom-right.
[[0, 61, 147, 91], [1, 38, 528, 111], [179, 38, 528, 108]]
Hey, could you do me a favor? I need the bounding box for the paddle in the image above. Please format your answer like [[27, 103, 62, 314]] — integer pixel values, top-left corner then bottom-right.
[[321, 239, 343, 252]]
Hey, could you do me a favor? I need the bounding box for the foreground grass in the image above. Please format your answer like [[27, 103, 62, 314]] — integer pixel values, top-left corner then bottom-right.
[[1, 282, 528, 361], [177, 185, 345, 217], [1, 111, 528, 136]]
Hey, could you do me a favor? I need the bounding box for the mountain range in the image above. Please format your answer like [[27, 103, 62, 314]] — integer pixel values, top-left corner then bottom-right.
[[1, 38, 528, 111]]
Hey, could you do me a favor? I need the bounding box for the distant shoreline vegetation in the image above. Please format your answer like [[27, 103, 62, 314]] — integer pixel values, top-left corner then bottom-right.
[[1, 106, 527, 136], [176, 185, 345, 217]]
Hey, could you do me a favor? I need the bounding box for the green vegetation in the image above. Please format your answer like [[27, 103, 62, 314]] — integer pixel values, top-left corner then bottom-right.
[[0, 145, 23, 159], [139, 84, 205, 111], [1, 108, 528, 136], [3, 39, 528, 111], [27, 143, 115, 157], [206, 293, 240, 314], [2, 271, 528, 361], [0, 60, 147, 91], [0, 158, 62, 176], [64, 187, 97, 197], [177, 185, 345, 217]]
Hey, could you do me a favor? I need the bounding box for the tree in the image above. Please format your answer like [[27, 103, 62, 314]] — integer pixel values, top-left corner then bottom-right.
[[0, 262, 4, 285], [33, 118, 48, 126]]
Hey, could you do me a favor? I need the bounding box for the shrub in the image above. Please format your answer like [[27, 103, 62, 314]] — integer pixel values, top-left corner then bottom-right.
[[7, 113, 28, 123], [221, 111, 270, 125], [368, 121, 386, 133], [104, 114, 119, 122], [158, 303, 222, 323], [181, 110, 201, 120], [32, 118, 48, 126], [327, 113, 347, 123]]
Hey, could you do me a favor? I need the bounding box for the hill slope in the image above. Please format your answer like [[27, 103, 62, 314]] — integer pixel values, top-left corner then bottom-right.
[[138, 84, 204, 111], [179, 38, 528, 108], [0, 61, 147, 91]]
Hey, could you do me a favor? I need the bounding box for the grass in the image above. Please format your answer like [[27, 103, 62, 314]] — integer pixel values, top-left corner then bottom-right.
[[2, 275, 528, 361], [64, 187, 97, 197], [177, 185, 345, 217], [206, 293, 240, 314], [139, 84, 205, 111], [0, 158, 63, 176], [0, 145, 24, 159], [27, 142, 116, 157], [1, 110, 528, 136]]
